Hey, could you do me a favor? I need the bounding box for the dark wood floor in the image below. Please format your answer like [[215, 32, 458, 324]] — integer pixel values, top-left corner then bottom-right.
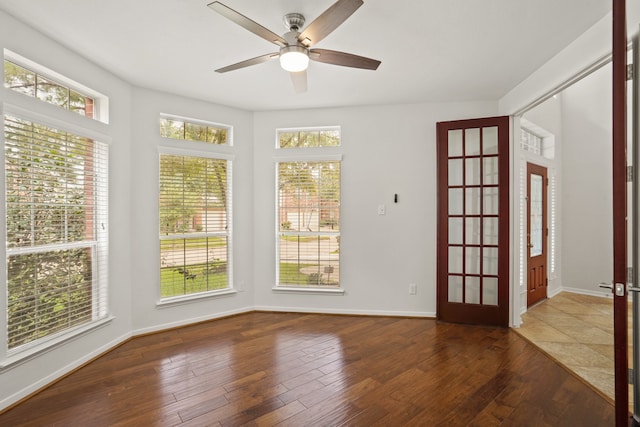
[[0, 312, 614, 426]]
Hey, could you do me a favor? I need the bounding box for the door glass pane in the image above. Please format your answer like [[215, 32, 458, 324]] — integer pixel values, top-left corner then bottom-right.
[[465, 158, 481, 185], [465, 276, 480, 304], [465, 128, 480, 155], [448, 246, 463, 273], [465, 217, 481, 245], [466, 247, 480, 274], [483, 217, 498, 245], [448, 159, 463, 186], [483, 247, 498, 275], [449, 188, 463, 214], [448, 275, 463, 303], [449, 218, 463, 244], [530, 174, 543, 256], [483, 187, 499, 215], [482, 126, 498, 154], [466, 188, 481, 214], [483, 278, 498, 305], [448, 129, 463, 157], [483, 157, 498, 185]]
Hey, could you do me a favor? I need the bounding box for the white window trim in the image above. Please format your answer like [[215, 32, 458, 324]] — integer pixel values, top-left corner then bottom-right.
[[4, 49, 109, 124], [4, 103, 111, 145], [275, 125, 341, 149], [273, 153, 342, 162], [159, 113, 233, 146], [0, 316, 114, 372], [271, 286, 345, 295], [158, 145, 235, 161]]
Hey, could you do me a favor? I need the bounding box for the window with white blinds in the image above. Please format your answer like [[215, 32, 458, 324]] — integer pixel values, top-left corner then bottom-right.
[[159, 154, 232, 299], [277, 161, 340, 288], [4, 115, 109, 351]]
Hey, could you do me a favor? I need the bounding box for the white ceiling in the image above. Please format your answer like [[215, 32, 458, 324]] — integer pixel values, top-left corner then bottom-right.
[[0, 0, 611, 111]]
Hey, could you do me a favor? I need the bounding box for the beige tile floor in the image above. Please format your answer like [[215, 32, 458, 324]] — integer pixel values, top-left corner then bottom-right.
[[515, 292, 632, 406]]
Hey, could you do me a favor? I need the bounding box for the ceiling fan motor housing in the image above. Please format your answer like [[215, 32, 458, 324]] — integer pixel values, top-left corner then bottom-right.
[[283, 13, 305, 31]]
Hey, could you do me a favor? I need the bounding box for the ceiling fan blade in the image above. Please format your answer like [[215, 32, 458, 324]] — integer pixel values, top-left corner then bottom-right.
[[309, 49, 380, 70], [298, 0, 363, 47], [208, 1, 287, 47], [290, 70, 307, 93], [215, 52, 279, 73]]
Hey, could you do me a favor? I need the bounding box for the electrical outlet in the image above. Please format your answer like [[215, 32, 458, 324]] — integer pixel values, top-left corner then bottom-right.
[[378, 204, 386, 215], [409, 283, 417, 295]]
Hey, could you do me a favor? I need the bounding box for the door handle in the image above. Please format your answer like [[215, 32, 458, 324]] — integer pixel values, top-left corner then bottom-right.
[[599, 282, 626, 297]]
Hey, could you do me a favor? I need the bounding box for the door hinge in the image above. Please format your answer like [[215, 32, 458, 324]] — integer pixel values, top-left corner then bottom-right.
[[627, 165, 634, 182], [630, 368, 634, 384], [629, 266, 635, 284], [628, 64, 634, 81]]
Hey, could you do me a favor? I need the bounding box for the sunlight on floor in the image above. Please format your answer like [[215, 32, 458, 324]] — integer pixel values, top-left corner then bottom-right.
[[515, 292, 632, 408]]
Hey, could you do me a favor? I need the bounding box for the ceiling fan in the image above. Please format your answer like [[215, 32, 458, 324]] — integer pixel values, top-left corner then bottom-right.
[[207, 0, 381, 93]]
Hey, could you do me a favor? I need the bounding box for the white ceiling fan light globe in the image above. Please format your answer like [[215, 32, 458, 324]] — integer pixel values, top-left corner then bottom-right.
[[279, 45, 309, 72]]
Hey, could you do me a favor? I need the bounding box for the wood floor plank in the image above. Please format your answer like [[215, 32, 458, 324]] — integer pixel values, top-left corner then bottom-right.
[[0, 312, 615, 426]]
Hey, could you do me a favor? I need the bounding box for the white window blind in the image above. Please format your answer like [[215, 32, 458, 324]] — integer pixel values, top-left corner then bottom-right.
[[4, 115, 108, 351], [159, 154, 232, 299], [277, 161, 340, 287]]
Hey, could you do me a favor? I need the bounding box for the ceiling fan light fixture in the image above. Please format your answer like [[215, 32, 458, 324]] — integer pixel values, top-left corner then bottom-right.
[[279, 45, 309, 72]]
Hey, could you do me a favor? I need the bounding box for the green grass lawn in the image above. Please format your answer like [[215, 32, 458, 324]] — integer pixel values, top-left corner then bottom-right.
[[161, 262, 227, 297], [161, 261, 335, 297]]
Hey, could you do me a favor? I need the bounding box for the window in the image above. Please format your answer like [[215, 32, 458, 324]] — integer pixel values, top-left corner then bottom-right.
[[4, 115, 108, 351], [4, 60, 96, 118], [159, 115, 230, 145], [159, 154, 232, 299], [520, 128, 543, 155], [277, 160, 340, 288], [278, 127, 340, 148]]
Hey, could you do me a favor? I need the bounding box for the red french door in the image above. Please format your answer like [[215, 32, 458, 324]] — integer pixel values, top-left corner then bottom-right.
[[526, 163, 548, 307], [436, 116, 510, 327], [611, 0, 628, 424]]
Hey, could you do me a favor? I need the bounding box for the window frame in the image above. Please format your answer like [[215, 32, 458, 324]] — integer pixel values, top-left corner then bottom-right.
[[276, 126, 341, 149], [1, 104, 111, 369], [3, 49, 109, 124], [156, 145, 235, 306], [159, 113, 233, 146], [273, 151, 343, 294]]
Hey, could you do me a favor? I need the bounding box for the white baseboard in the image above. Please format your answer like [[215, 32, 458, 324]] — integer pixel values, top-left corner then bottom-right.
[[557, 286, 612, 299], [254, 305, 435, 318], [132, 306, 255, 336]]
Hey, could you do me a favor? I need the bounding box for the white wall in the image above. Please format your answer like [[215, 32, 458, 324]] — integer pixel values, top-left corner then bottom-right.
[[0, 10, 134, 410], [560, 64, 613, 294], [253, 102, 497, 316], [129, 87, 255, 333]]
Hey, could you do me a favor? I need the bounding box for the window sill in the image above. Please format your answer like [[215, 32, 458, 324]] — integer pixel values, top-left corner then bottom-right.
[[157, 288, 237, 308], [0, 316, 115, 372], [272, 286, 345, 295]]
